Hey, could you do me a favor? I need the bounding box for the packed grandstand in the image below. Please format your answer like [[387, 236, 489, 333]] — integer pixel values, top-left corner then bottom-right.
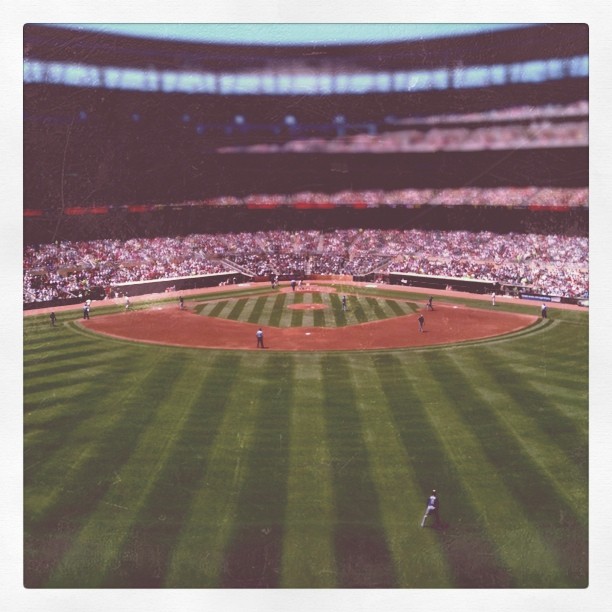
[[23, 229, 588, 303], [23, 24, 588, 308]]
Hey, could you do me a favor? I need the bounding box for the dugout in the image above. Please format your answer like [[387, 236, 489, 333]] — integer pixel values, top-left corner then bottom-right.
[[111, 271, 253, 298], [385, 271, 500, 294], [375, 272, 540, 299]]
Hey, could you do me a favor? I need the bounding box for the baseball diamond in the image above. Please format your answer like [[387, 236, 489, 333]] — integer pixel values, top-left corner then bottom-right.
[[78, 286, 538, 350]]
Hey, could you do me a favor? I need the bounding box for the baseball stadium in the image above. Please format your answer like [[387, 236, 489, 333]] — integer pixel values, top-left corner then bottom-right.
[[23, 23, 588, 589]]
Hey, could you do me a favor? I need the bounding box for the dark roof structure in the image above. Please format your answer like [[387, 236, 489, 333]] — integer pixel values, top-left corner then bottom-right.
[[24, 23, 588, 73]]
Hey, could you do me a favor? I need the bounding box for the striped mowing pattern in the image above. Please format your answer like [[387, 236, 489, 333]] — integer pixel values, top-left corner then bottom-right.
[[196, 291, 414, 327], [23, 297, 588, 588]]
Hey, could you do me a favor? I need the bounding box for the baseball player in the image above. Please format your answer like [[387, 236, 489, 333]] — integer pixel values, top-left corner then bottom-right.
[[421, 489, 441, 528]]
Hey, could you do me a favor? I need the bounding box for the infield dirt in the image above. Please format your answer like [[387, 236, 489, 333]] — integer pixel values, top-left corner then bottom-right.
[[81, 298, 538, 351]]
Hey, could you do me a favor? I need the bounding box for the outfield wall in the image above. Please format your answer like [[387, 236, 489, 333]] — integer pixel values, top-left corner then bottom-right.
[[24, 271, 586, 311]]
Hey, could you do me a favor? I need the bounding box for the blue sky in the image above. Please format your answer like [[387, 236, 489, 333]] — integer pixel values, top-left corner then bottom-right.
[[51, 23, 525, 45]]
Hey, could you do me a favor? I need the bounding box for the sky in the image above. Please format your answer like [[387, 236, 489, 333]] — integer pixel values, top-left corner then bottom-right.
[[48, 23, 525, 46]]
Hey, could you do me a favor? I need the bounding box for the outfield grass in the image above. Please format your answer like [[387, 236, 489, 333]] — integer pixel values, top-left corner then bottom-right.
[[23, 287, 588, 588]]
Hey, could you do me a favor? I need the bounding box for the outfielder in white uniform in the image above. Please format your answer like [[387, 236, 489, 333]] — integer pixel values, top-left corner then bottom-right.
[[421, 489, 441, 528]]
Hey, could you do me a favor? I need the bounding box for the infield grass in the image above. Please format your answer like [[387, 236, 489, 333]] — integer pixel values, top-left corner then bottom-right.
[[23, 285, 588, 588], [195, 288, 414, 327]]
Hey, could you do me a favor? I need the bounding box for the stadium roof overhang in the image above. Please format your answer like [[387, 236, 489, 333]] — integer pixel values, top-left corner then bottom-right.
[[24, 23, 588, 73]]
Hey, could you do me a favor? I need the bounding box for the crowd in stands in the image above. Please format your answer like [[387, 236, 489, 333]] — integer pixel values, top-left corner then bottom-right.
[[254, 120, 587, 154], [217, 101, 588, 154], [393, 100, 588, 126], [24, 228, 588, 304], [382, 230, 587, 297], [25, 188, 588, 216], [23, 235, 232, 302], [200, 187, 588, 209]]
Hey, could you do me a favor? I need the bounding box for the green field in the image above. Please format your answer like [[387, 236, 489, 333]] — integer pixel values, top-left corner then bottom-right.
[[23, 285, 588, 588], [194, 288, 417, 327]]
